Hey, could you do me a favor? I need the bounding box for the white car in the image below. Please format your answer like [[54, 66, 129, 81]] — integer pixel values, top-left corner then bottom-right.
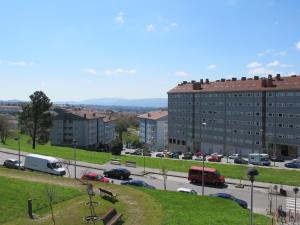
[[229, 154, 240, 159], [177, 188, 198, 195], [211, 153, 224, 158], [194, 156, 205, 161]]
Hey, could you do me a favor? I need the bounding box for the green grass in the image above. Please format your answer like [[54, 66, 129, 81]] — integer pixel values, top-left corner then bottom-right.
[[0, 167, 270, 225], [0, 175, 83, 224], [1, 135, 300, 186], [141, 188, 271, 225]]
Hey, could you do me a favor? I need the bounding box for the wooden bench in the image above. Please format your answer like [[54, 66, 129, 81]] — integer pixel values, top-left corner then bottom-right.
[[102, 208, 122, 225], [99, 187, 117, 200], [125, 160, 136, 167], [110, 158, 121, 165]]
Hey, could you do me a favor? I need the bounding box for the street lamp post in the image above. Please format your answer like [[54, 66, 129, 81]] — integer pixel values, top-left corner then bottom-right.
[[247, 167, 259, 225], [293, 187, 299, 222], [201, 122, 207, 196], [73, 139, 77, 179], [14, 136, 21, 169]]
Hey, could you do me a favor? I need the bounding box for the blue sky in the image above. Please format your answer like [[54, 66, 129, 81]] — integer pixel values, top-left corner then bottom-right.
[[0, 0, 300, 101]]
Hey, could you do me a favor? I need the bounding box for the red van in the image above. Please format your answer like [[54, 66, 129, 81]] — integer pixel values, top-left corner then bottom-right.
[[188, 166, 225, 186]]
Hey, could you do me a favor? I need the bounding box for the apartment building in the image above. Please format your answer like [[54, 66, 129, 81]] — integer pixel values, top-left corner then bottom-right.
[[138, 110, 168, 151], [168, 74, 300, 158], [51, 108, 116, 149]]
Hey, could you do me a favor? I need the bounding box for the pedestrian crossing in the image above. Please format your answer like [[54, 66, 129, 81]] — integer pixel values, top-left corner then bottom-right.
[[286, 197, 300, 212]]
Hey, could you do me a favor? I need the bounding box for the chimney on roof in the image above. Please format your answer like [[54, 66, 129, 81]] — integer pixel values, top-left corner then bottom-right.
[[216, 80, 220, 82], [268, 74, 272, 80], [261, 78, 267, 87], [93, 113, 96, 117], [193, 82, 202, 90], [148, 113, 151, 117], [254, 76, 259, 80], [182, 81, 187, 84], [276, 74, 281, 80], [200, 79, 204, 84], [221, 78, 225, 82], [191, 80, 196, 84], [291, 75, 297, 77], [205, 79, 209, 84], [84, 113, 86, 119], [241, 77, 246, 81], [232, 77, 237, 81]]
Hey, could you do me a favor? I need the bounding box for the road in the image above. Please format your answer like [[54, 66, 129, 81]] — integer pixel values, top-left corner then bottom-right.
[[0, 149, 289, 215]]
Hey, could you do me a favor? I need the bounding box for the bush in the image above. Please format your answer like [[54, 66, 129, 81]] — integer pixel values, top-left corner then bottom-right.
[[109, 139, 123, 155]]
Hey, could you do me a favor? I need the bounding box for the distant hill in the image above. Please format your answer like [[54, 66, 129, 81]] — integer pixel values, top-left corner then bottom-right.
[[56, 98, 168, 108]]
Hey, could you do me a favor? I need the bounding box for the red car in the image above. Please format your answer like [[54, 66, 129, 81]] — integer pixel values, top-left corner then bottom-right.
[[195, 151, 207, 157], [81, 172, 110, 183], [207, 155, 221, 162], [188, 166, 225, 186]]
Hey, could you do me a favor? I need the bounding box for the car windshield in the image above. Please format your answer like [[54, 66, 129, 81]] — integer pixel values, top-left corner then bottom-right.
[[51, 162, 62, 169], [96, 175, 103, 179], [214, 171, 221, 177], [13, 160, 22, 164]]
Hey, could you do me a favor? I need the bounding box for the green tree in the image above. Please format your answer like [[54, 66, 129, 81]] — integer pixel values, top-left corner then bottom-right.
[[0, 115, 9, 144], [109, 139, 123, 155], [19, 91, 52, 149], [115, 118, 130, 142]]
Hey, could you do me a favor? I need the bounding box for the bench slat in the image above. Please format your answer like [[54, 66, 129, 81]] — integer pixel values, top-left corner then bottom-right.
[[106, 214, 122, 225], [102, 208, 122, 225]]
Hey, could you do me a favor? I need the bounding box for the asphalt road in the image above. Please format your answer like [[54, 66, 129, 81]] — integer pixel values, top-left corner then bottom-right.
[[0, 150, 288, 215]]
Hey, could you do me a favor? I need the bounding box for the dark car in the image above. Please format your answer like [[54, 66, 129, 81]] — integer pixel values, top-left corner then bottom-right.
[[103, 168, 131, 179], [234, 158, 248, 164], [3, 159, 24, 169], [172, 152, 180, 159], [182, 152, 193, 160], [156, 153, 164, 158], [284, 162, 300, 169], [209, 193, 248, 209], [81, 172, 110, 183], [270, 156, 285, 162], [121, 179, 156, 189]]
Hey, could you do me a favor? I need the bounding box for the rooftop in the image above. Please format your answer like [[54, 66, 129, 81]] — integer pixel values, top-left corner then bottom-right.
[[168, 74, 300, 94], [137, 110, 168, 120]]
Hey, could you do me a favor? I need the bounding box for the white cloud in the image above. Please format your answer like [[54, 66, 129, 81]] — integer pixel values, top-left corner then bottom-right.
[[6, 60, 34, 67], [206, 64, 216, 70], [146, 24, 155, 32], [83, 68, 97, 75], [266, 60, 291, 67], [170, 22, 178, 27], [297, 40, 300, 51], [175, 71, 188, 77], [248, 67, 274, 75], [257, 49, 287, 57], [103, 68, 136, 76], [115, 11, 124, 24], [246, 62, 262, 68]]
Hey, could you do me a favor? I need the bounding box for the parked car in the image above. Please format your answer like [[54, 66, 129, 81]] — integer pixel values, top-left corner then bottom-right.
[[188, 166, 225, 186], [81, 172, 109, 183], [209, 193, 248, 209], [24, 154, 66, 175], [172, 152, 180, 159], [195, 151, 207, 157], [130, 149, 142, 155], [103, 168, 131, 179], [234, 158, 248, 164], [270, 156, 285, 162], [177, 188, 197, 195], [121, 180, 156, 189], [211, 153, 224, 158], [292, 157, 300, 163], [156, 153, 164, 158], [229, 154, 240, 159], [142, 151, 152, 157], [284, 162, 300, 169], [182, 152, 193, 160], [207, 155, 221, 162], [248, 153, 271, 166], [195, 156, 205, 161], [3, 159, 24, 169]]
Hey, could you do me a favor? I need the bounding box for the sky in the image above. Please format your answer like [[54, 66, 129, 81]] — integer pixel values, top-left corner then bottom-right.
[[0, 0, 300, 101]]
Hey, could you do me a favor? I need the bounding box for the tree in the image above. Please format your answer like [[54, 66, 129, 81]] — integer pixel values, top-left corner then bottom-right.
[[109, 139, 123, 155], [19, 91, 52, 149], [45, 186, 56, 225], [0, 115, 9, 144]]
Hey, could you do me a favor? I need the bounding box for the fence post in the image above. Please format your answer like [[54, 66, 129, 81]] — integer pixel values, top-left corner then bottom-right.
[[28, 199, 33, 219]]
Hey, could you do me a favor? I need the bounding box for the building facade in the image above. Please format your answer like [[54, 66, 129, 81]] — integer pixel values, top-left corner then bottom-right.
[[51, 108, 116, 149], [138, 111, 168, 151], [168, 74, 300, 158]]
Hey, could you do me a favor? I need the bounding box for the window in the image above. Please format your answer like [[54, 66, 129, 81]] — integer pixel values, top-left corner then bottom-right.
[[182, 140, 186, 145]]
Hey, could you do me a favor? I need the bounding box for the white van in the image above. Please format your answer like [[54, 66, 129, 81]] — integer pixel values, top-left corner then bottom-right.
[[248, 153, 271, 166], [24, 154, 66, 176]]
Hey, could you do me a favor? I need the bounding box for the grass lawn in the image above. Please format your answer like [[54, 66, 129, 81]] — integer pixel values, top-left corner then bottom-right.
[[0, 167, 270, 225], [0, 175, 82, 224], [143, 189, 271, 225], [1, 135, 300, 186]]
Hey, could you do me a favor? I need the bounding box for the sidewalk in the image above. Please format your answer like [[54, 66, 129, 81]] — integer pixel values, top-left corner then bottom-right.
[[0, 147, 297, 197]]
